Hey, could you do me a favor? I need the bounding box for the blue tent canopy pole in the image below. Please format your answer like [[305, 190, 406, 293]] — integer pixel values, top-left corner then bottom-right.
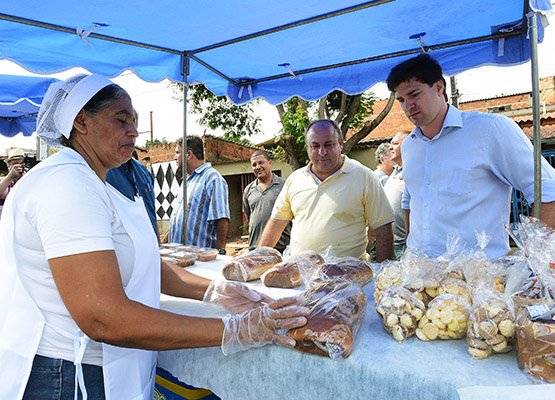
[[181, 54, 189, 245], [530, 11, 542, 219]]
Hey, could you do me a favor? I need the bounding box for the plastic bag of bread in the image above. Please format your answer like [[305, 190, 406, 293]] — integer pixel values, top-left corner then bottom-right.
[[162, 255, 196, 268], [506, 217, 555, 381], [376, 285, 425, 343], [373, 260, 403, 303], [401, 249, 443, 306], [514, 296, 555, 383], [287, 279, 367, 359], [261, 250, 325, 288], [310, 256, 374, 288], [222, 247, 282, 282], [416, 294, 470, 341]]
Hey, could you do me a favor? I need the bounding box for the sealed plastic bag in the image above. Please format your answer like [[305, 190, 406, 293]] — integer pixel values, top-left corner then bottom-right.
[[376, 285, 425, 343], [287, 279, 367, 359], [222, 246, 282, 281]]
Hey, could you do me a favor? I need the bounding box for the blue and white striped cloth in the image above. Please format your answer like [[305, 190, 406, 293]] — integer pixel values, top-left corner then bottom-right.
[[168, 163, 230, 248]]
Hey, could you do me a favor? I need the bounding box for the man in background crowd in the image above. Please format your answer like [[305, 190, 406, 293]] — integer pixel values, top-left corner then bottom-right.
[[163, 136, 230, 253], [258, 119, 394, 261], [374, 142, 395, 185], [107, 149, 158, 237], [243, 150, 290, 253], [383, 131, 410, 260], [0, 148, 26, 218]]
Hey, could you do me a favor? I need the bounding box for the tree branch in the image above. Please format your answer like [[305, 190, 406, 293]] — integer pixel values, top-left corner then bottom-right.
[[318, 96, 327, 119], [276, 103, 286, 124], [340, 94, 361, 138], [276, 136, 302, 170], [335, 92, 348, 126], [342, 91, 395, 154]]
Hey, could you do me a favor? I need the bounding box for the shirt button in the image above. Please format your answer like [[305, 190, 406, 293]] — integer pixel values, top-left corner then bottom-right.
[[426, 181, 431, 185], [424, 203, 429, 207]]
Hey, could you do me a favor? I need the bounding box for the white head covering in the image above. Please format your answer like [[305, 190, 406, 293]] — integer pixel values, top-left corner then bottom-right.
[[36, 74, 114, 146]]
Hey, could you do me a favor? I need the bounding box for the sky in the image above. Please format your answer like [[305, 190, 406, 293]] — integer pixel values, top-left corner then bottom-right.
[[1, 10, 555, 153]]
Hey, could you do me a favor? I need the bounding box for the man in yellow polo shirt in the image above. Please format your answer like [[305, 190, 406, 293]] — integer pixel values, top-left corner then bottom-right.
[[258, 119, 394, 261]]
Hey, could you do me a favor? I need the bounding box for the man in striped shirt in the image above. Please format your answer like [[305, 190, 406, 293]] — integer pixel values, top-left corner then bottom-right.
[[164, 136, 230, 251]]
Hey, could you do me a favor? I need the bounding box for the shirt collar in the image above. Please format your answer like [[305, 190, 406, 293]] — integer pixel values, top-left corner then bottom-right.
[[305, 155, 351, 184], [256, 173, 278, 188], [191, 162, 211, 176], [410, 104, 463, 141]]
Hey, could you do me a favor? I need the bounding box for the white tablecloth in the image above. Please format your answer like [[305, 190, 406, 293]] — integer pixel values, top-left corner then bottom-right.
[[157, 257, 554, 400]]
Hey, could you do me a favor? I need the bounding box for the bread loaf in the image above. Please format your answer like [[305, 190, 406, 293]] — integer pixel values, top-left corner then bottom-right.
[[262, 251, 324, 288], [311, 257, 373, 288], [514, 296, 555, 383], [288, 279, 367, 359], [222, 247, 282, 281]]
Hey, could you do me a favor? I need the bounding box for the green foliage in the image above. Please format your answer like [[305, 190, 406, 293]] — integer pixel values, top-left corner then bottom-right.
[[277, 97, 313, 166], [145, 137, 169, 148], [170, 82, 261, 142], [324, 90, 376, 132]]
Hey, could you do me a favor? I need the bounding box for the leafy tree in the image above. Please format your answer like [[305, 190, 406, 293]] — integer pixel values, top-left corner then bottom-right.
[[171, 83, 395, 169], [170, 82, 261, 143]]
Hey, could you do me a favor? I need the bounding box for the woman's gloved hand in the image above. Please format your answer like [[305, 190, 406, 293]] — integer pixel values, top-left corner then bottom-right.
[[203, 279, 274, 313], [221, 296, 309, 355]]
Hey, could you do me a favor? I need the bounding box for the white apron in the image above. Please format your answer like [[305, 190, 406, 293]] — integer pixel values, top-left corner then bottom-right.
[[0, 160, 160, 400]]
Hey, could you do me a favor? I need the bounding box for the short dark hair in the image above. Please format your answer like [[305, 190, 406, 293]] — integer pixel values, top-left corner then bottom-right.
[[305, 119, 343, 143], [386, 54, 448, 102], [186, 136, 204, 160], [250, 149, 271, 161]]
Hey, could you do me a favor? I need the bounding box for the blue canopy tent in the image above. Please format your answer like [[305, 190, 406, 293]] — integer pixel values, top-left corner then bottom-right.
[[0, 74, 59, 138], [0, 0, 552, 241]]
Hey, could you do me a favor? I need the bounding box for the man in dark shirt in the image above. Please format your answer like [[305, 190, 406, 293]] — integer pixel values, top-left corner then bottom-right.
[[243, 150, 290, 253], [106, 150, 158, 237]]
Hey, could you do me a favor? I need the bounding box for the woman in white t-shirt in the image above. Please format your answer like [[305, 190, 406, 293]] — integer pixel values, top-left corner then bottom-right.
[[0, 74, 308, 400]]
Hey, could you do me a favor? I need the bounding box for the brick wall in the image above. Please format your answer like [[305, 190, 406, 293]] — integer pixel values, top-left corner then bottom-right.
[[141, 136, 257, 166], [460, 93, 531, 113], [346, 98, 414, 142]]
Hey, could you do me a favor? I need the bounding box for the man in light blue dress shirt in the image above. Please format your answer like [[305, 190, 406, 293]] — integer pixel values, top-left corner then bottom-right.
[[386, 54, 555, 260]]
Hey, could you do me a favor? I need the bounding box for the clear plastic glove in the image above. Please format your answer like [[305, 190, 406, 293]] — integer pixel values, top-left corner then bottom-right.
[[221, 296, 309, 355], [203, 279, 274, 313]]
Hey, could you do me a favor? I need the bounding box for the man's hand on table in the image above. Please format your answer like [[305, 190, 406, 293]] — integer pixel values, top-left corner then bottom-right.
[[221, 296, 309, 355], [203, 280, 275, 313]]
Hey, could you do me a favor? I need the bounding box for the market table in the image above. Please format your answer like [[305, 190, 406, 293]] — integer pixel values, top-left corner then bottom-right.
[[157, 256, 554, 400]]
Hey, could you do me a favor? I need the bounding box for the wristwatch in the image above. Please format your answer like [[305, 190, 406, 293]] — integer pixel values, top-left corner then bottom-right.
[[218, 248, 227, 255]]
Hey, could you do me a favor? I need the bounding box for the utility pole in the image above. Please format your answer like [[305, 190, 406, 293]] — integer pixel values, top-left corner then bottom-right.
[[149, 111, 154, 144], [450, 76, 459, 109]]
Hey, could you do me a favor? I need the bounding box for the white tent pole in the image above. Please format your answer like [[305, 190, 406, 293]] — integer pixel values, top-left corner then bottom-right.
[[181, 55, 189, 244], [530, 12, 542, 219]]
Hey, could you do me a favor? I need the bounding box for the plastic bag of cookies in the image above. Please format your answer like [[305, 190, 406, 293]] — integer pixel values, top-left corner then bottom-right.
[[466, 255, 532, 359], [401, 249, 443, 307], [373, 260, 403, 303], [416, 293, 470, 341], [375, 285, 425, 343]]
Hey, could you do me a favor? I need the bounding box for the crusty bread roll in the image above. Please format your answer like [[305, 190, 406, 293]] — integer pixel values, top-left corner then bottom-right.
[[288, 280, 367, 359], [311, 257, 374, 287], [262, 250, 324, 288], [222, 246, 282, 281]]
